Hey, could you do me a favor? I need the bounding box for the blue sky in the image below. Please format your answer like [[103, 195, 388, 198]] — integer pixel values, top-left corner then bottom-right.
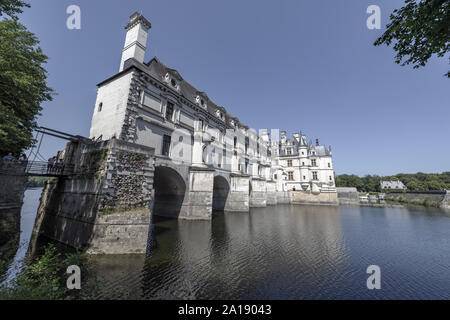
[[17, 0, 449, 175]]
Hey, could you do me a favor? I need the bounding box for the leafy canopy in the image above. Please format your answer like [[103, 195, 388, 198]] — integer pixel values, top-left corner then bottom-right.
[[374, 0, 450, 77], [335, 172, 450, 192], [0, 18, 53, 156], [0, 0, 29, 18]]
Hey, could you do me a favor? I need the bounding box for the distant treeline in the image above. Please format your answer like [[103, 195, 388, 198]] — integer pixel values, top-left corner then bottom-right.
[[27, 176, 49, 188], [335, 172, 450, 192]]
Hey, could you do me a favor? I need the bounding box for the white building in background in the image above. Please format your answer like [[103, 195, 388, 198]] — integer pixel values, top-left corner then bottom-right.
[[380, 180, 407, 190], [89, 12, 336, 198], [274, 132, 335, 192]]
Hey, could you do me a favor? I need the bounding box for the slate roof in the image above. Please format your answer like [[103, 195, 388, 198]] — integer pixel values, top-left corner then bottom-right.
[[309, 145, 332, 156], [144, 57, 239, 128]]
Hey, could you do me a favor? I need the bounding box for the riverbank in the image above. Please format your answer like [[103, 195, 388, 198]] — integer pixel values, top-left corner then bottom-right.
[[337, 187, 450, 211]]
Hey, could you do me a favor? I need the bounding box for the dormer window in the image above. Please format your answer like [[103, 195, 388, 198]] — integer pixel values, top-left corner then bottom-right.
[[171, 79, 176, 87], [196, 95, 207, 109], [215, 110, 224, 120]]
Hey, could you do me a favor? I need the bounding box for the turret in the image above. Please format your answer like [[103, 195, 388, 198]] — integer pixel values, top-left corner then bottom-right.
[[119, 12, 152, 71]]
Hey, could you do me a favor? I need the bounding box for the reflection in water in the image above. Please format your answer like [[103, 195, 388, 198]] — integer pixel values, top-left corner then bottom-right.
[[93, 205, 373, 299], [91, 204, 450, 299], [0, 188, 42, 285], [4, 194, 450, 300]]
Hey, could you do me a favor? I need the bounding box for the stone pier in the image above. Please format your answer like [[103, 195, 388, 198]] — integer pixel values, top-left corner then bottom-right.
[[185, 168, 214, 220], [250, 178, 267, 207], [31, 139, 155, 254], [266, 180, 277, 205], [225, 174, 250, 212]]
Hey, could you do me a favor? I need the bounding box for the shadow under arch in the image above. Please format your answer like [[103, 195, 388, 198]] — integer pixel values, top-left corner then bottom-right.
[[212, 175, 230, 212], [153, 166, 186, 219]]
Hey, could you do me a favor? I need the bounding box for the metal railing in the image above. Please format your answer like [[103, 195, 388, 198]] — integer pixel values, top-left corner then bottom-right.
[[25, 161, 75, 176]]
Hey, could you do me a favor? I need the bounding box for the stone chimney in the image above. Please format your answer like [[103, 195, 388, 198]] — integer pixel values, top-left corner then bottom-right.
[[260, 129, 269, 142], [119, 12, 152, 72]]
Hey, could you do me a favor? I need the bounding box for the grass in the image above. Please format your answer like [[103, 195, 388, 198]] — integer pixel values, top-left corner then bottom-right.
[[0, 244, 101, 300]]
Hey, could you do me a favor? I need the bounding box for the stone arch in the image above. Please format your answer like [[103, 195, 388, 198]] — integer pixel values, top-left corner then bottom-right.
[[153, 166, 187, 218], [212, 175, 230, 211]]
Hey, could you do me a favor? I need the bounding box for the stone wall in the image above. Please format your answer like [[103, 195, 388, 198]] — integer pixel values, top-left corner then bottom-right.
[[32, 139, 155, 254], [225, 174, 250, 212], [385, 191, 447, 208], [291, 190, 339, 206], [266, 181, 277, 205], [442, 191, 450, 211], [185, 168, 214, 219], [276, 191, 290, 204], [0, 161, 27, 277], [87, 211, 151, 254], [336, 187, 360, 205], [250, 179, 267, 207]]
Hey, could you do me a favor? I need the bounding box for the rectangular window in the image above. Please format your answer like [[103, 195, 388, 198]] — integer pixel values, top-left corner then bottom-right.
[[245, 137, 249, 155], [287, 148, 292, 155], [303, 176, 306, 180], [328, 162, 331, 168], [288, 172, 294, 181], [287, 160, 292, 167], [302, 162, 305, 166], [329, 176, 332, 181], [162, 135, 171, 156], [166, 102, 174, 121], [311, 159, 317, 167], [312, 171, 318, 180]]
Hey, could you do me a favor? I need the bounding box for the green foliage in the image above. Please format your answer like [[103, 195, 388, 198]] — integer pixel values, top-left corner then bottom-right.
[[0, 244, 100, 300], [78, 149, 108, 180], [336, 172, 450, 192], [374, 0, 450, 78], [27, 176, 49, 188], [0, 0, 29, 18], [0, 17, 53, 157]]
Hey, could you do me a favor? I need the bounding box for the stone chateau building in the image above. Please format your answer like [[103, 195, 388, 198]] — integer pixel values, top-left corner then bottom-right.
[[28, 12, 338, 254], [88, 12, 337, 219]]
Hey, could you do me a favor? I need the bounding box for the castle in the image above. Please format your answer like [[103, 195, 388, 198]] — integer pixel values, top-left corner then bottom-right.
[[29, 12, 338, 254], [89, 12, 337, 219]]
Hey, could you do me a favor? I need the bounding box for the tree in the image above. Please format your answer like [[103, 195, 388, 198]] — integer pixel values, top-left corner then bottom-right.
[[0, 0, 29, 18], [374, 0, 450, 77], [0, 18, 53, 156]]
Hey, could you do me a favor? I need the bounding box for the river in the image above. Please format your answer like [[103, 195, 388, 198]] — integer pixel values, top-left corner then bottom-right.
[[2, 188, 450, 299]]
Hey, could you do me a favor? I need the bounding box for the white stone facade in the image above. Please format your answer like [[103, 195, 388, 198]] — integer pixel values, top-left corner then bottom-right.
[[89, 12, 336, 197]]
